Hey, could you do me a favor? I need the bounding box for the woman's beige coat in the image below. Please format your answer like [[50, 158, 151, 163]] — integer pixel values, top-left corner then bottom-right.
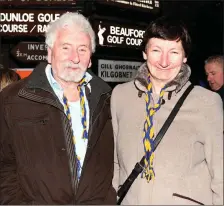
[[111, 63, 223, 205]]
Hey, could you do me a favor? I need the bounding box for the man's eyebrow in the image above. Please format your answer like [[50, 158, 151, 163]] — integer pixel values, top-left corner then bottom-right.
[[207, 71, 216, 74], [78, 44, 89, 48], [61, 43, 72, 46], [170, 48, 181, 51]]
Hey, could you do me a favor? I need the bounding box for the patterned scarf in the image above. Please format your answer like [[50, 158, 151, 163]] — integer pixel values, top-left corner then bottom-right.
[[142, 75, 166, 182], [62, 75, 88, 179]]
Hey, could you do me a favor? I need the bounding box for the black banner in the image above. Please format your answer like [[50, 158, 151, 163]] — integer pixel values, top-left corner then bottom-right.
[[96, 0, 160, 12], [0, 0, 76, 5], [11, 42, 47, 62]]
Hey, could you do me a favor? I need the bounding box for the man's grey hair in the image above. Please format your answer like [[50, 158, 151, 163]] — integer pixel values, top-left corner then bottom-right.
[[45, 12, 96, 53], [205, 55, 224, 66]]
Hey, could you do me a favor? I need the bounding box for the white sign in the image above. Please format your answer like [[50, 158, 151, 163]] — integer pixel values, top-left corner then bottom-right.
[[98, 59, 142, 82], [95, 20, 146, 48]]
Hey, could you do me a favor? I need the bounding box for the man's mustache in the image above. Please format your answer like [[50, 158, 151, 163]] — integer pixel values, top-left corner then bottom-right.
[[63, 61, 85, 70]]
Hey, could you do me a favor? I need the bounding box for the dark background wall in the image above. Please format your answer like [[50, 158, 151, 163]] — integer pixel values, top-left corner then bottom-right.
[[161, 1, 223, 86], [0, 0, 223, 87], [90, 0, 224, 87]]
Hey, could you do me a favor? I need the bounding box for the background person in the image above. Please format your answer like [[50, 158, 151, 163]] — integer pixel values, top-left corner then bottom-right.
[[0, 12, 116, 204], [0, 69, 21, 91], [111, 16, 223, 205], [204, 55, 224, 104]]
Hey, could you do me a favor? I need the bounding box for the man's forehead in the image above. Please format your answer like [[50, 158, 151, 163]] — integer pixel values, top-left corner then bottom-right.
[[56, 27, 90, 43], [205, 62, 223, 72], [58, 27, 83, 35]]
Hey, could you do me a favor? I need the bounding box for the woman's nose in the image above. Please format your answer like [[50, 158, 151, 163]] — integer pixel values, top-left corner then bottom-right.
[[159, 53, 169, 68]]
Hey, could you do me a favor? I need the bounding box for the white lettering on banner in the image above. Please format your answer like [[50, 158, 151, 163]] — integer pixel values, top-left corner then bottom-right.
[[97, 22, 145, 47], [108, 0, 157, 9], [107, 35, 124, 44], [114, 0, 130, 5], [27, 55, 47, 61], [37, 13, 60, 22], [37, 24, 49, 33], [106, 35, 142, 46], [28, 44, 47, 50], [98, 59, 142, 82], [0, 24, 28, 33], [110, 26, 144, 38], [126, 37, 142, 46], [132, 1, 153, 9], [0, 12, 61, 34], [0, 13, 35, 22]]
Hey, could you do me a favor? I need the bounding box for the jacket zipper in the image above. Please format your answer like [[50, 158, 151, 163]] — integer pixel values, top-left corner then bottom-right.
[[61, 112, 78, 204], [75, 92, 111, 201]]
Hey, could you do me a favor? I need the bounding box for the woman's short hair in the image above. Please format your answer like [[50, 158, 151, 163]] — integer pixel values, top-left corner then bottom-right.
[[141, 16, 191, 57], [0, 69, 21, 91], [45, 12, 96, 53]]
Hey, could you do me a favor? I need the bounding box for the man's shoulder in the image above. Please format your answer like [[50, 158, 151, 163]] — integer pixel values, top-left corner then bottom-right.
[[0, 78, 27, 98], [0, 62, 48, 100], [217, 85, 224, 101], [192, 85, 223, 108]]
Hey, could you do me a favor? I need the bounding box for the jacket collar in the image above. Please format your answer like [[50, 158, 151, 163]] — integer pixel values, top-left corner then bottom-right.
[[25, 62, 55, 93], [18, 62, 63, 111], [19, 62, 111, 112], [24, 62, 111, 96], [134, 62, 191, 93]]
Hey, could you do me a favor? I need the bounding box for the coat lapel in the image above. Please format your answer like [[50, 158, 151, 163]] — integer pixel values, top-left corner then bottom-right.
[[18, 62, 63, 112], [81, 72, 112, 169], [17, 62, 78, 194]]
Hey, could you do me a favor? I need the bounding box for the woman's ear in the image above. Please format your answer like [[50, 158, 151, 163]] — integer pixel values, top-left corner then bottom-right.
[[143, 51, 147, 60], [183, 57, 187, 63]]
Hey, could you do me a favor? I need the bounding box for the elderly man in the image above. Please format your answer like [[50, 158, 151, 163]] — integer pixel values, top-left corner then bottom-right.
[[205, 55, 224, 104], [0, 12, 116, 204]]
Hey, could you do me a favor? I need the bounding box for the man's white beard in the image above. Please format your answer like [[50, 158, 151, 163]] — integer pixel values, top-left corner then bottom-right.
[[59, 61, 86, 83], [60, 69, 85, 83]]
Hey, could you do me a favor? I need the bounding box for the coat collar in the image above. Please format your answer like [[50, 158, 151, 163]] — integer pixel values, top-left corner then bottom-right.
[[24, 62, 111, 96], [19, 62, 63, 111], [25, 62, 53, 92], [19, 62, 112, 114], [134, 62, 191, 93]]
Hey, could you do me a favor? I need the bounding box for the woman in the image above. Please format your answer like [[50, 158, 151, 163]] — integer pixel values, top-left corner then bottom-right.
[[111, 16, 223, 205], [0, 69, 21, 91]]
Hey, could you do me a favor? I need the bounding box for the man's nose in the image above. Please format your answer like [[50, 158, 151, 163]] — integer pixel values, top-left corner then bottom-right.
[[70, 49, 80, 63], [207, 75, 212, 82], [159, 53, 169, 68]]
